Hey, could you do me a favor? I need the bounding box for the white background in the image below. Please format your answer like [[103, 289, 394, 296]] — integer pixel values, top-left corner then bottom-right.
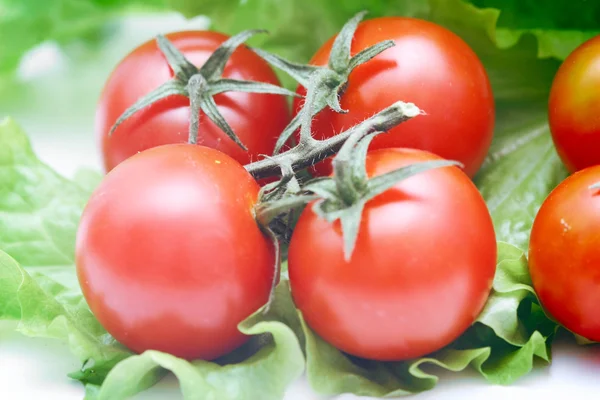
[[1, 13, 600, 400]]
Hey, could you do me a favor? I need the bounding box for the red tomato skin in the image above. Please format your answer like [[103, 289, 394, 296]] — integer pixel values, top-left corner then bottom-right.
[[288, 148, 497, 361], [293, 17, 495, 178], [96, 31, 290, 172], [549, 35, 600, 172], [76, 144, 274, 360], [529, 166, 600, 340]]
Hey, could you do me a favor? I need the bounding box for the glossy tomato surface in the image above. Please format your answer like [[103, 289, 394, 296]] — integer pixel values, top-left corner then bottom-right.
[[96, 30, 290, 172], [76, 144, 274, 360], [293, 17, 495, 178], [288, 148, 497, 361], [549, 35, 600, 172], [529, 166, 600, 340]]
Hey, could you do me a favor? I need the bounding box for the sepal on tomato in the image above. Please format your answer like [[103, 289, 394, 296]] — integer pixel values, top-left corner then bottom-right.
[[108, 30, 300, 149], [304, 130, 462, 260], [254, 11, 396, 154]]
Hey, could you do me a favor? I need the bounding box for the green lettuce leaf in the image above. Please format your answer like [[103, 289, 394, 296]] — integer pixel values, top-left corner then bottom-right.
[[297, 242, 556, 397], [0, 250, 132, 380], [0, 250, 22, 319], [468, 0, 600, 59], [0, 117, 132, 380], [0, 0, 167, 83], [0, 117, 304, 399], [0, 117, 93, 267], [72, 168, 104, 195]]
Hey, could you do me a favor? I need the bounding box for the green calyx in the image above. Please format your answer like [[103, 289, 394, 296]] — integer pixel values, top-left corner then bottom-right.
[[108, 30, 300, 148], [254, 11, 395, 154], [304, 131, 462, 262]]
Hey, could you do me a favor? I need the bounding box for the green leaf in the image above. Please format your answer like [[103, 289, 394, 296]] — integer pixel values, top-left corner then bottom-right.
[[467, 0, 600, 60], [0, 0, 168, 84], [297, 242, 557, 397], [71, 167, 104, 195], [0, 251, 23, 319], [476, 102, 568, 250], [0, 250, 132, 382], [0, 117, 92, 267]]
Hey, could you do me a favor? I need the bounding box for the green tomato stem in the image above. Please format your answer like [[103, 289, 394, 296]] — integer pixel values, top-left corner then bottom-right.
[[187, 74, 207, 145], [244, 101, 422, 180]]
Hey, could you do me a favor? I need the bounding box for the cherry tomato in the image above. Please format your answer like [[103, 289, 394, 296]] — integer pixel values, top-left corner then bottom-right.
[[288, 148, 497, 361], [96, 30, 291, 172], [76, 144, 274, 360], [548, 35, 600, 172], [293, 17, 495, 178], [529, 166, 600, 340]]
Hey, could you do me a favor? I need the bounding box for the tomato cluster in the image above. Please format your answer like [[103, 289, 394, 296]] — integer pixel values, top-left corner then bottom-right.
[[77, 15, 499, 364]]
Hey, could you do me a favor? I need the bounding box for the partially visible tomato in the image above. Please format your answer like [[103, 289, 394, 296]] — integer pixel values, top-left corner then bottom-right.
[[288, 148, 496, 361], [76, 144, 274, 360], [529, 166, 600, 341], [293, 17, 495, 178], [96, 30, 291, 172], [549, 34, 600, 172]]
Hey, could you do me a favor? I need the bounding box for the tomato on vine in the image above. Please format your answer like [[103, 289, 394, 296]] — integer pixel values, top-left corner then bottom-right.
[[292, 17, 495, 178], [76, 144, 275, 360], [529, 166, 600, 341], [96, 30, 292, 172], [288, 148, 497, 361]]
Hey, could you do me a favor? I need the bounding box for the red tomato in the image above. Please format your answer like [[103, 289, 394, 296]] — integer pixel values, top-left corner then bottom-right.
[[96, 31, 291, 172], [293, 17, 495, 178], [548, 35, 600, 172], [76, 144, 274, 360], [288, 148, 497, 361], [529, 166, 600, 340]]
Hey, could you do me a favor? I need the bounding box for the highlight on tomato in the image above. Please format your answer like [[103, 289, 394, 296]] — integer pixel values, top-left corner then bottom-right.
[[293, 17, 495, 178], [529, 165, 600, 341], [75, 144, 275, 360], [548, 34, 600, 173], [288, 148, 497, 361]]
